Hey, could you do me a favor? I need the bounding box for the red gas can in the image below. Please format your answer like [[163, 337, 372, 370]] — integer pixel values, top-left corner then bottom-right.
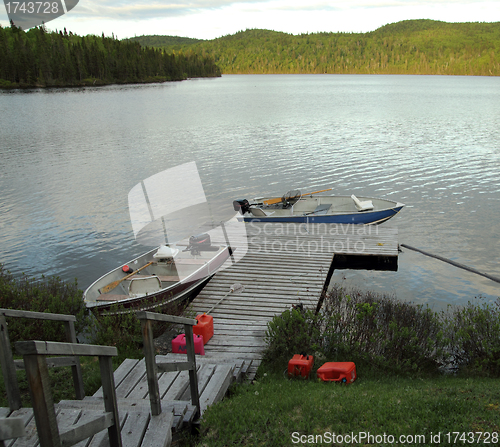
[[317, 362, 357, 384], [288, 354, 314, 378], [171, 333, 205, 355], [193, 314, 214, 345]]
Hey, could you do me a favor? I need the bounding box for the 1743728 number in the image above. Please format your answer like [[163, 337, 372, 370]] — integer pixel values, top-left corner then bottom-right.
[[5, 2, 60, 14]]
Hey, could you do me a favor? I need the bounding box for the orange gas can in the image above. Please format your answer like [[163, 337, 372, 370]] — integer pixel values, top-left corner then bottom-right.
[[193, 314, 214, 344], [288, 354, 314, 378], [317, 362, 357, 384]]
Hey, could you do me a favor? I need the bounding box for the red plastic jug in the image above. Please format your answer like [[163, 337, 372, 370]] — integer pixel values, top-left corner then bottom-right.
[[288, 354, 314, 378], [193, 314, 214, 344]]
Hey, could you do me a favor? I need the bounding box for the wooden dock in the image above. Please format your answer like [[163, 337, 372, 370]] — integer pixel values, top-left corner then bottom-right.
[[1, 222, 398, 447], [188, 221, 399, 379], [2, 355, 245, 447], [1, 311, 249, 447]]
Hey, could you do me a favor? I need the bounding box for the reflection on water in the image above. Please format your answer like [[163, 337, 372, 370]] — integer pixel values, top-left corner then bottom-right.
[[0, 75, 499, 309]]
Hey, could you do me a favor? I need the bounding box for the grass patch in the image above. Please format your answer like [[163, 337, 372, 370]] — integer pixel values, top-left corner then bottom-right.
[[194, 286, 500, 446], [198, 372, 500, 446]]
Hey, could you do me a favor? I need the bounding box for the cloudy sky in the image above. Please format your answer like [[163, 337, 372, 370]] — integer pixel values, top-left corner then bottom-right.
[[1, 1, 499, 40]]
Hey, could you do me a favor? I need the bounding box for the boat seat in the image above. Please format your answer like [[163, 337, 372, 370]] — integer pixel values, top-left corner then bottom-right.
[[129, 276, 162, 297], [250, 208, 267, 217], [351, 194, 374, 212], [312, 204, 332, 215]]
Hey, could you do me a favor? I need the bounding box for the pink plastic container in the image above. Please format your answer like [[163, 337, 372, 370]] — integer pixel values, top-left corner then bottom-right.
[[171, 333, 205, 355]]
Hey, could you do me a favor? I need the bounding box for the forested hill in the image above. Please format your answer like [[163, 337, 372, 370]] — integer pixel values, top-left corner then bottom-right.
[[129, 20, 500, 76], [123, 35, 204, 50], [0, 25, 220, 89]]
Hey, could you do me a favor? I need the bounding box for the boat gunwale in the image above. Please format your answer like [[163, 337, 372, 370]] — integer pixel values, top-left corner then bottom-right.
[[252, 194, 404, 214]]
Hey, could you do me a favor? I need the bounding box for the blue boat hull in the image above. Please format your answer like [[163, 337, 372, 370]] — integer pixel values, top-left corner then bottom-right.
[[238, 205, 404, 225]]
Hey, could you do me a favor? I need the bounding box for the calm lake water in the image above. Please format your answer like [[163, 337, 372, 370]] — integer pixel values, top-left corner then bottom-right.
[[1, 74, 499, 309]]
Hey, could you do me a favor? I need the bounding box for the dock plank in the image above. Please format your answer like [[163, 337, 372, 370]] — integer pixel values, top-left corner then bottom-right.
[[116, 360, 147, 399], [93, 359, 139, 398], [120, 410, 150, 447], [199, 365, 234, 414], [162, 371, 191, 401], [140, 410, 173, 447]]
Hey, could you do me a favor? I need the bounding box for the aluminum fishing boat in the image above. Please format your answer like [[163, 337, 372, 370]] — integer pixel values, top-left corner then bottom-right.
[[83, 234, 231, 313], [233, 189, 404, 225]]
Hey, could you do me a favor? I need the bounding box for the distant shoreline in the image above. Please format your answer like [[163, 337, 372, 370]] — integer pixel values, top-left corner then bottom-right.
[[0, 74, 222, 90]]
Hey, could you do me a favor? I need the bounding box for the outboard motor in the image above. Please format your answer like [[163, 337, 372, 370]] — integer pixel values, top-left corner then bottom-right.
[[189, 233, 211, 249], [233, 198, 251, 215], [186, 233, 212, 255]]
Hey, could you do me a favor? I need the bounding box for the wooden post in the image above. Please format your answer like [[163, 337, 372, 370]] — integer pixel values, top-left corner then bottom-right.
[[99, 355, 122, 447], [315, 254, 335, 315], [136, 311, 201, 419], [16, 341, 121, 447], [141, 319, 161, 416], [64, 320, 85, 400], [23, 354, 61, 447], [184, 324, 200, 419], [0, 315, 22, 411]]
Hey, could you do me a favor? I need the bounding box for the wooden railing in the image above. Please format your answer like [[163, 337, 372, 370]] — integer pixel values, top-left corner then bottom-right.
[[15, 340, 122, 447], [136, 311, 200, 419], [0, 309, 85, 412]]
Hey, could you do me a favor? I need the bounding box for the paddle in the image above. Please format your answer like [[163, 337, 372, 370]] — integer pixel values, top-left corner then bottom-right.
[[99, 261, 155, 294], [263, 188, 333, 206]]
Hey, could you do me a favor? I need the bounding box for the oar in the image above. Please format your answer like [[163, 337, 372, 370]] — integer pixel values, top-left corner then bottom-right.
[[263, 188, 333, 206], [99, 261, 155, 294]]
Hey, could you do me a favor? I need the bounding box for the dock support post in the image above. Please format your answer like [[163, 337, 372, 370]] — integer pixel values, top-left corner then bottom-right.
[[315, 255, 335, 315]]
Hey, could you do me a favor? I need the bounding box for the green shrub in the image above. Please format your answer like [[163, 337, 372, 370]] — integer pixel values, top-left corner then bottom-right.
[[263, 285, 451, 376], [0, 264, 92, 344], [446, 299, 500, 375], [90, 298, 189, 360], [263, 306, 321, 370], [319, 286, 449, 374], [322, 286, 448, 372]]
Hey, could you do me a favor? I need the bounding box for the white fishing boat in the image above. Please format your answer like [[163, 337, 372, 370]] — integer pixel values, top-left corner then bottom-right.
[[83, 234, 231, 313]]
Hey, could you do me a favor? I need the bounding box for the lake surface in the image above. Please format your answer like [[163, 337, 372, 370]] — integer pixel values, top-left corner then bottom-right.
[[1, 74, 499, 309]]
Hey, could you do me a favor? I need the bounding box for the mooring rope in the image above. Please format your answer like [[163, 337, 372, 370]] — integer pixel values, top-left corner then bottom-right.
[[400, 243, 500, 284]]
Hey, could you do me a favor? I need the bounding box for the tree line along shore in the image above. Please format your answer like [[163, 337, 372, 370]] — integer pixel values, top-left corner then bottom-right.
[[1, 19, 499, 89], [130, 19, 500, 76], [0, 23, 221, 89]]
